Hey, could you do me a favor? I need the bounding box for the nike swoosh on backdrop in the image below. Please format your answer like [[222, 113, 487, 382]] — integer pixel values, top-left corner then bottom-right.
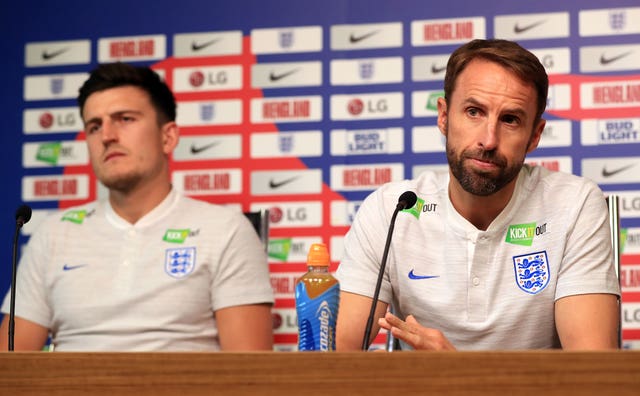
[[599, 51, 633, 65], [269, 68, 299, 82], [191, 38, 221, 51], [42, 48, 69, 60], [349, 30, 379, 44], [63, 264, 87, 271], [190, 141, 220, 154], [431, 64, 446, 74], [513, 20, 546, 34], [408, 269, 439, 280], [602, 164, 636, 178], [269, 176, 299, 189]]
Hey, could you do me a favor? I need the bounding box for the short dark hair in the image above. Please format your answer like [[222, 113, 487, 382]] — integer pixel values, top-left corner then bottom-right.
[[444, 39, 548, 123], [77, 62, 176, 124]]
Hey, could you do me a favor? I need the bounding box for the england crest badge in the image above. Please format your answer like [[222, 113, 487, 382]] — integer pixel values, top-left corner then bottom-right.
[[50, 77, 64, 95], [165, 247, 196, 279], [512, 251, 550, 294], [278, 134, 294, 153], [279, 31, 294, 49], [200, 103, 215, 122]]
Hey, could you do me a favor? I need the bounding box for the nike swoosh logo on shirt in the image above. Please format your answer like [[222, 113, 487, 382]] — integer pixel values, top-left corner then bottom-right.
[[601, 164, 636, 178], [408, 269, 439, 280], [63, 264, 87, 271]]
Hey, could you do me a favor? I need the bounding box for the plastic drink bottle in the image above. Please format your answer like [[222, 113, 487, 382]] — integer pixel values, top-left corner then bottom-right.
[[295, 243, 340, 351]]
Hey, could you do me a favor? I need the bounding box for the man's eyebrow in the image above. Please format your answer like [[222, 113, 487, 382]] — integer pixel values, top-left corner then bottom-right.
[[83, 116, 100, 127], [501, 107, 528, 119], [462, 97, 485, 109], [463, 97, 528, 118], [83, 110, 143, 126]]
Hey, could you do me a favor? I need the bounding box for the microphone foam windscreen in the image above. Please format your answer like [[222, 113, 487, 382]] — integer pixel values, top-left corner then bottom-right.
[[398, 191, 417, 209], [15, 204, 32, 224]]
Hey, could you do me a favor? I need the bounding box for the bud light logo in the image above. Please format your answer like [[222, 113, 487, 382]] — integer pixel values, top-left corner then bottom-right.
[[346, 131, 387, 154], [50, 78, 64, 95], [599, 120, 639, 144], [279, 31, 294, 48], [200, 103, 215, 121]]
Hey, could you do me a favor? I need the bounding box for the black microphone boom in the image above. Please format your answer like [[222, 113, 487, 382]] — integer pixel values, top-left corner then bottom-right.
[[8, 204, 32, 351], [361, 191, 417, 350]]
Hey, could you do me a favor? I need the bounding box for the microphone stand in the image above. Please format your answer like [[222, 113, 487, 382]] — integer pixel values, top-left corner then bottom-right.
[[361, 202, 403, 350], [8, 221, 21, 351], [9, 206, 31, 351]]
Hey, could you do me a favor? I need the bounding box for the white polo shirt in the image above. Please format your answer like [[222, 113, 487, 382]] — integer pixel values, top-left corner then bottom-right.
[[337, 165, 620, 350], [2, 189, 274, 351]]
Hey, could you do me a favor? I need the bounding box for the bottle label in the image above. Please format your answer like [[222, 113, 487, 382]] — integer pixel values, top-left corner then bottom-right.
[[295, 283, 340, 351]]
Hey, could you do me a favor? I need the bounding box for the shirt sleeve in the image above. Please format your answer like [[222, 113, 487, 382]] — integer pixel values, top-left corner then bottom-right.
[[209, 210, 274, 311], [554, 179, 621, 300]]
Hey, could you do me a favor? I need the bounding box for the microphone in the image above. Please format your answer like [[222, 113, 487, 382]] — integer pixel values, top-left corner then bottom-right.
[[8, 205, 32, 351], [361, 191, 417, 350]]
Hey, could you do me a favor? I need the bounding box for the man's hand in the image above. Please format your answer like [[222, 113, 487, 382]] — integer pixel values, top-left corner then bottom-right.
[[378, 312, 456, 351]]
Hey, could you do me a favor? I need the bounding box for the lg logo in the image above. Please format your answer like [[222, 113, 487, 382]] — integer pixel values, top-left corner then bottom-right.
[[347, 98, 388, 115], [39, 112, 76, 129], [269, 207, 308, 224], [189, 70, 228, 87]]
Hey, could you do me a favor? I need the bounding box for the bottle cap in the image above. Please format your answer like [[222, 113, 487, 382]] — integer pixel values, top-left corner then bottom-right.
[[307, 243, 330, 266]]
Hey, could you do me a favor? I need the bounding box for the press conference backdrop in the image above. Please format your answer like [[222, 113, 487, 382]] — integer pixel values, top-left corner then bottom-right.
[[1, 0, 639, 350]]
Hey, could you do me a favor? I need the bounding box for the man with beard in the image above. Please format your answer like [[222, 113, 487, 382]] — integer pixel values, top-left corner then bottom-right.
[[335, 39, 620, 351], [0, 63, 274, 351]]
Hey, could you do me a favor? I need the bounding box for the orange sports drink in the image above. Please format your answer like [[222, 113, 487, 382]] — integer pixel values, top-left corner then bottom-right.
[[295, 243, 340, 351]]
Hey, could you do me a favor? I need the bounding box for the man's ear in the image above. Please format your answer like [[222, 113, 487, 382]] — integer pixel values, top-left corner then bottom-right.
[[162, 121, 179, 155], [437, 97, 448, 137], [526, 118, 546, 154]]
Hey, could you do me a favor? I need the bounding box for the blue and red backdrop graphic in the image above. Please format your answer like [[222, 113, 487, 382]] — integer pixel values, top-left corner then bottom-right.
[[1, 0, 640, 349]]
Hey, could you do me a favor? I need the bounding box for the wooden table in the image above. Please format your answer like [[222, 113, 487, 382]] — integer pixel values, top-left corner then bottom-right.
[[1, 351, 639, 395]]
